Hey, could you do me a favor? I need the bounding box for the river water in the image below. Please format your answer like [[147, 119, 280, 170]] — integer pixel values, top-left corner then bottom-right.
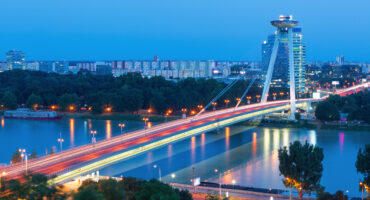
[[0, 116, 367, 197]]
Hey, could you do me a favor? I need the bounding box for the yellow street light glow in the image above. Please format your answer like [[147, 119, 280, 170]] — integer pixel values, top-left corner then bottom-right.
[[49, 102, 307, 184]]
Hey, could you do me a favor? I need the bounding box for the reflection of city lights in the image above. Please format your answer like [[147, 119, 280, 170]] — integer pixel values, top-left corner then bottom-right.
[[310, 130, 317, 146], [273, 129, 280, 149], [252, 132, 257, 157], [191, 136, 196, 164], [225, 127, 230, 150], [339, 132, 344, 153], [264, 129, 270, 156], [1, 117, 4, 128], [70, 118, 75, 146], [282, 129, 289, 146], [106, 120, 111, 139]]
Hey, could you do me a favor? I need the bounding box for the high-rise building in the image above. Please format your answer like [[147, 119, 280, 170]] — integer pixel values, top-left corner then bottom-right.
[[261, 20, 306, 92], [6, 50, 25, 70], [336, 56, 344, 65]]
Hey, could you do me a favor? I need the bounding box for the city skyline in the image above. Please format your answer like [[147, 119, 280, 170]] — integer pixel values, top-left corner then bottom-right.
[[1, 0, 370, 62]]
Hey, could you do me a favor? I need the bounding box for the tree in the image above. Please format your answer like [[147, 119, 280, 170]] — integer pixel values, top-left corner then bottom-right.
[[58, 93, 79, 111], [97, 179, 125, 200], [177, 189, 193, 200], [315, 101, 340, 121], [10, 149, 22, 164], [26, 93, 43, 109], [121, 177, 144, 200], [30, 149, 37, 159], [278, 141, 324, 199], [74, 184, 104, 200], [135, 179, 180, 200], [295, 112, 302, 120], [205, 194, 220, 200], [50, 148, 54, 155], [3, 173, 66, 200], [317, 190, 348, 200], [356, 144, 370, 188], [1, 91, 18, 110]]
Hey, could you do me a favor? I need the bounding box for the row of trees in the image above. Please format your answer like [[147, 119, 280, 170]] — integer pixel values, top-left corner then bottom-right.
[[0, 70, 302, 114], [315, 90, 370, 123], [0, 174, 193, 200], [278, 141, 370, 199]]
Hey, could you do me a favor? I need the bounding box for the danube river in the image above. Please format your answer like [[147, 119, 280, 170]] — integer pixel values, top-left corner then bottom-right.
[[0, 116, 367, 197]]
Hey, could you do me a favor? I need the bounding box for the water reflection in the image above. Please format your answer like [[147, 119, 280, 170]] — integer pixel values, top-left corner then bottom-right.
[[106, 120, 111, 139], [1, 117, 4, 128], [252, 132, 257, 157], [201, 133, 205, 160], [225, 127, 230, 150], [69, 118, 75, 147], [339, 132, 344, 154], [191, 136, 196, 164]]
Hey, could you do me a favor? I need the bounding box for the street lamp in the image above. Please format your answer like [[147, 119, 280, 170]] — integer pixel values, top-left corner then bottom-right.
[[212, 102, 217, 111], [153, 164, 161, 182], [142, 117, 149, 128], [0, 171, 7, 190], [181, 108, 187, 119], [286, 178, 293, 200], [165, 109, 173, 122], [214, 169, 222, 196], [118, 123, 125, 134], [197, 105, 204, 111], [90, 130, 97, 144], [360, 182, 365, 200], [19, 149, 28, 176], [58, 133, 64, 152], [224, 99, 230, 108], [256, 95, 261, 102], [246, 96, 251, 104]]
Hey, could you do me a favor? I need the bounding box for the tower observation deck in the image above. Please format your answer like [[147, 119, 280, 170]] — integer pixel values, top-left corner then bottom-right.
[[271, 15, 298, 29]]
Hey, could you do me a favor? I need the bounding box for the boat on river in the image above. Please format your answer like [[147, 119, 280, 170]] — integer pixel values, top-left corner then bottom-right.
[[4, 108, 62, 120]]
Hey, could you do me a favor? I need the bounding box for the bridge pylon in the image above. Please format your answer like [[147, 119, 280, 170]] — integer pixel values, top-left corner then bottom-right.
[[261, 15, 298, 120]]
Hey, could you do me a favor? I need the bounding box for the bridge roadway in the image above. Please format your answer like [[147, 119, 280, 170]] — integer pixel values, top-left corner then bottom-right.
[[0, 83, 368, 184]]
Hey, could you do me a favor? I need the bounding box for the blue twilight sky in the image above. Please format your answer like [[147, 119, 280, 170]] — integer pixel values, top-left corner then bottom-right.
[[0, 0, 369, 62]]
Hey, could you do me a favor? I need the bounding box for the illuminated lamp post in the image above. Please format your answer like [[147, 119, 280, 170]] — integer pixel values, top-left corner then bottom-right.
[[118, 123, 125, 134], [212, 102, 217, 111], [273, 93, 277, 100], [197, 105, 203, 111], [19, 149, 28, 176], [246, 96, 251, 104], [90, 130, 97, 144], [181, 108, 187, 119], [214, 169, 222, 196], [58, 133, 64, 152], [224, 99, 230, 108], [165, 109, 172, 122], [0, 171, 6, 190], [142, 117, 149, 128], [256, 95, 261, 103], [153, 164, 161, 182]]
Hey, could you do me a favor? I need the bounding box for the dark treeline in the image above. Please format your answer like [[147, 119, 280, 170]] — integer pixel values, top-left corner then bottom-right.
[[315, 90, 370, 123], [0, 173, 193, 200], [0, 70, 294, 114]]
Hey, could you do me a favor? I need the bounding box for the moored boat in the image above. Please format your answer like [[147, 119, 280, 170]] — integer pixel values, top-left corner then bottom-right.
[[4, 108, 62, 120]]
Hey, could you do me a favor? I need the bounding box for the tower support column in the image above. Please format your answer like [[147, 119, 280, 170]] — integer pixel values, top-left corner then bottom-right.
[[288, 30, 296, 120], [261, 35, 279, 103]]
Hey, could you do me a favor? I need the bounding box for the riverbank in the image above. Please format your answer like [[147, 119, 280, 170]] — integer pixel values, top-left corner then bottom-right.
[[242, 119, 370, 132], [60, 112, 181, 122]]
